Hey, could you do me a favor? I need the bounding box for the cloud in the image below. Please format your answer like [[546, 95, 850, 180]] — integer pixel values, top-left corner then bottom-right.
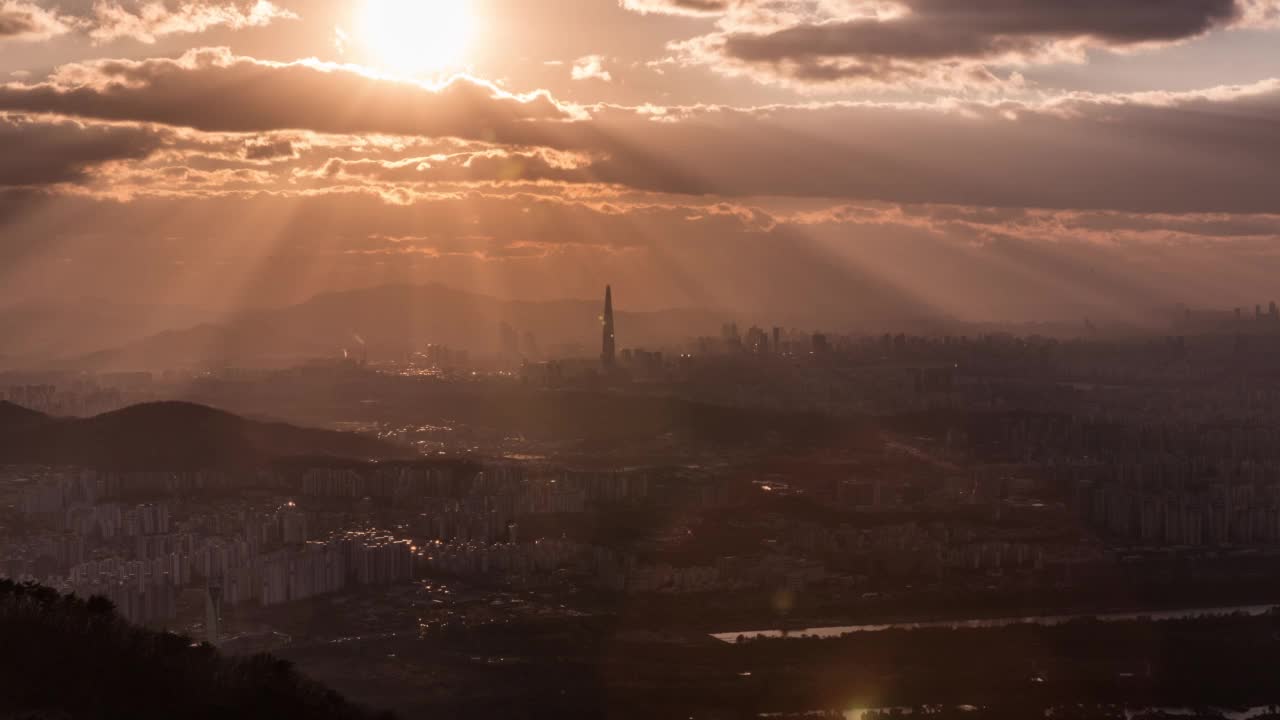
[[69, 79, 1280, 213], [634, 0, 1275, 90], [6, 47, 1280, 213], [0, 0, 75, 42], [0, 48, 575, 144], [618, 0, 730, 17], [571, 81, 1280, 213], [571, 55, 613, 82], [87, 0, 297, 44], [298, 149, 593, 186], [789, 202, 1280, 249], [1241, 0, 1280, 25], [242, 136, 297, 161], [0, 0, 295, 46], [0, 114, 163, 187]]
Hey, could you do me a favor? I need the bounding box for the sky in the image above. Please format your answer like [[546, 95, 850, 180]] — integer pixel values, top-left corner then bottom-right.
[[3, 0, 1280, 325]]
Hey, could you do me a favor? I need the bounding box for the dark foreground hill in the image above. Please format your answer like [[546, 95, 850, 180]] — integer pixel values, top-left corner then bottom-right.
[[0, 580, 390, 720], [0, 401, 411, 469], [0, 400, 48, 431]]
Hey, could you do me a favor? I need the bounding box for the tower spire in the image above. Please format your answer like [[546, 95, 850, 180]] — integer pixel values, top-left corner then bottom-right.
[[602, 285, 616, 370]]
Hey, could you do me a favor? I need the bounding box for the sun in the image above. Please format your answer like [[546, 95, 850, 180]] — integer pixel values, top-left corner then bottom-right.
[[359, 0, 474, 76]]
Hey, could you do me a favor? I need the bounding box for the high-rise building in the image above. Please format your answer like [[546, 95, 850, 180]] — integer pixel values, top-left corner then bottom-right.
[[521, 330, 539, 359], [204, 584, 222, 645], [500, 322, 520, 359], [812, 333, 831, 355], [601, 285, 616, 370]]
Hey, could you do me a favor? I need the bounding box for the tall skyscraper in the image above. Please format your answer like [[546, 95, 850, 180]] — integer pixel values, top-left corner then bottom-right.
[[601, 285, 616, 370], [204, 584, 222, 645]]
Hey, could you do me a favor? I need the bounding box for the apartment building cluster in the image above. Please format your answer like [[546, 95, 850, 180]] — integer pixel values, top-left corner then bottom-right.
[[422, 538, 828, 595]]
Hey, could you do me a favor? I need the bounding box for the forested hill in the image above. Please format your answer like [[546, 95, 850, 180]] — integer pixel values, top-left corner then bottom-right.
[[0, 580, 391, 720]]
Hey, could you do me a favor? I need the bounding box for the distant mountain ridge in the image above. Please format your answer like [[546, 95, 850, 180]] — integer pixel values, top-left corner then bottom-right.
[[0, 401, 409, 469], [0, 297, 217, 368], [74, 283, 728, 370]]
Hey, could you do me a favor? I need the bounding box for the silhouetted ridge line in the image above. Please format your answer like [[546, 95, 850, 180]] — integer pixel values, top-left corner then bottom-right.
[[0, 400, 51, 430], [0, 401, 411, 470], [0, 580, 391, 720]]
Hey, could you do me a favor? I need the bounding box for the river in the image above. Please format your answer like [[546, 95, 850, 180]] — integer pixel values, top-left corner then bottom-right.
[[713, 603, 1280, 643]]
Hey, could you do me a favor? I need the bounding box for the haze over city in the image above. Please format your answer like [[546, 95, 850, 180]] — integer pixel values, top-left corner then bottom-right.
[[8, 2, 1280, 719]]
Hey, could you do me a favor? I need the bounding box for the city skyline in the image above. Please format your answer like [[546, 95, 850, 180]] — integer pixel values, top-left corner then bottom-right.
[[11, 314, 1280, 718]]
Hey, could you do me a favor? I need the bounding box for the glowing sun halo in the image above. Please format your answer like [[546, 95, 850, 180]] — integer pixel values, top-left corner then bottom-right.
[[360, 0, 474, 75]]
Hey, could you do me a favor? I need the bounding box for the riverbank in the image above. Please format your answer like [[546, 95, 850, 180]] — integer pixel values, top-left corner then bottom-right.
[[713, 603, 1280, 642]]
